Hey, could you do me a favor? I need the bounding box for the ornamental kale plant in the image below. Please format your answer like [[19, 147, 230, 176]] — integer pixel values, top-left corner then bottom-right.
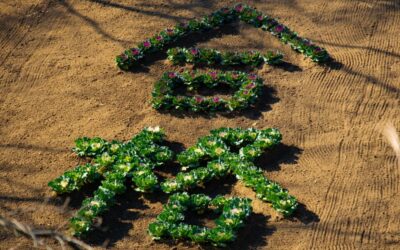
[[167, 47, 283, 67], [116, 3, 329, 70], [152, 71, 262, 112], [48, 127, 299, 241], [148, 192, 252, 247], [161, 128, 298, 216], [48, 127, 173, 236]]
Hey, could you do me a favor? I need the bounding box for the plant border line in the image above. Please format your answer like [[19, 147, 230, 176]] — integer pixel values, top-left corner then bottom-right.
[[148, 192, 252, 247], [116, 3, 330, 70], [167, 47, 284, 67], [152, 71, 263, 112]]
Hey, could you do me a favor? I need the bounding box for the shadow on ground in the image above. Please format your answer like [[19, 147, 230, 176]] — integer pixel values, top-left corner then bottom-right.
[[256, 144, 303, 172]]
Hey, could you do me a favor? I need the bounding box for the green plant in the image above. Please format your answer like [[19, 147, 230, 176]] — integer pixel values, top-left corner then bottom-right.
[[49, 127, 298, 239], [116, 3, 329, 70], [167, 47, 283, 66], [161, 128, 297, 216], [152, 71, 262, 112], [48, 127, 173, 236], [148, 192, 252, 247]]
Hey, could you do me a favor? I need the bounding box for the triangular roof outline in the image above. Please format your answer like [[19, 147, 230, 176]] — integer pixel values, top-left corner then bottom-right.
[[116, 3, 330, 70]]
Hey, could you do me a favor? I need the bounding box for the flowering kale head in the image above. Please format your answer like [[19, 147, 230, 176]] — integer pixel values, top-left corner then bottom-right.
[[195, 96, 204, 103], [248, 73, 257, 80], [190, 48, 199, 55], [131, 48, 140, 56], [234, 4, 244, 12], [143, 40, 151, 48], [213, 97, 220, 103], [209, 71, 217, 79], [168, 72, 176, 79], [275, 25, 285, 33], [245, 82, 256, 89]]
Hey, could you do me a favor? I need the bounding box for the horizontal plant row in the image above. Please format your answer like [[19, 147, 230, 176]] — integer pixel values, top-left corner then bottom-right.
[[148, 192, 252, 247], [167, 47, 283, 67], [177, 127, 282, 167], [152, 71, 262, 112], [116, 3, 329, 70], [49, 127, 174, 236]]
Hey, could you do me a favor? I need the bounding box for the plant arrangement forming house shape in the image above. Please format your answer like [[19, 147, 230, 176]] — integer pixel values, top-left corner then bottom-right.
[[116, 3, 330, 113], [116, 3, 330, 70]]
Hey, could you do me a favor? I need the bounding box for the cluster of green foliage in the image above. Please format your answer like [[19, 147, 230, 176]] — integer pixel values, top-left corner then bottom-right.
[[49, 127, 298, 244], [234, 3, 329, 62], [161, 128, 297, 216], [167, 47, 283, 67], [116, 3, 329, 70], [48, 127, 173, 236], [152, 71, 262, 112], [148, 192, 252, 247]]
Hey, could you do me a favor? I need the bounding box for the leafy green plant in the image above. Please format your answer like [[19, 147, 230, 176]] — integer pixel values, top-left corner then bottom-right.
[[49, 127, 298, 239], [116, 3, 329, 70], [161, 128, 297, 216], [234, 3, 329, 62], [48, 127, 173, 236], [148, 192, 252, 247], [167, 47, 283, 67], [152, 71, 262, 112]]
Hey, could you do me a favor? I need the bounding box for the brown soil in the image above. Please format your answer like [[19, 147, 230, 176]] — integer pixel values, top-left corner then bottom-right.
[[1, 0, 400, 249]]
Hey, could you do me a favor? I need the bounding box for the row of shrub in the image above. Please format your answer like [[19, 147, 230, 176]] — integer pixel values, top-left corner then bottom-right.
[[116, 3, 330, 70], [152, 71, 262, 112]]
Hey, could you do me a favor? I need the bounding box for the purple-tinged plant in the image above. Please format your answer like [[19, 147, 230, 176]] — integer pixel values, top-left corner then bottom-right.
[[116, 3, 330, 70], [143, 40, 151, 48], [152, 71, 262, 113], [167, 47, 283, 67]]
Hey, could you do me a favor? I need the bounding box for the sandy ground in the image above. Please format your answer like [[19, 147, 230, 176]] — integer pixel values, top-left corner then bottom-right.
[[1, 0, 400, 249]]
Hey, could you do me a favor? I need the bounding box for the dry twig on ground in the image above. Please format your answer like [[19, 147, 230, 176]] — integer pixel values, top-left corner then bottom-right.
[[0, 215, 92, 250]]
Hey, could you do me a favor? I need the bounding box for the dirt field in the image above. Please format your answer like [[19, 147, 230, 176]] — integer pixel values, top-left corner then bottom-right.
[[1, 0, 400, 249]]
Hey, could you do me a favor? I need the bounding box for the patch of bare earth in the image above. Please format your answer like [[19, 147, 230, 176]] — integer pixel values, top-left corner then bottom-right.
[[1, 0, 399, 249]]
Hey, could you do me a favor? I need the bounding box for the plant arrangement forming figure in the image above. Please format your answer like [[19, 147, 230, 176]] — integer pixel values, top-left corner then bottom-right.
[[49, 127, 298, 245], [48, 3, 313, 247]]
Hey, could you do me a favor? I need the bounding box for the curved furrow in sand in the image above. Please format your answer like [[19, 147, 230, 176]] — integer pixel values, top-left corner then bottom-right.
[[0, 2, 42, 67], [0, 1, 50, 88], [305, 1, 400, 248], [1, 1, 400, 249]]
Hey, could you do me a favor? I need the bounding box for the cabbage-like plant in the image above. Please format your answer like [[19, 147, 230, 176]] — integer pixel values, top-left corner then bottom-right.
[[161, 128, 297, 216], [148, 192, 252, 247], [48, 127, 173, 236], [116, 3, 329, 70], [152, 71, 263, 112], [167, 47, 283, 67]]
